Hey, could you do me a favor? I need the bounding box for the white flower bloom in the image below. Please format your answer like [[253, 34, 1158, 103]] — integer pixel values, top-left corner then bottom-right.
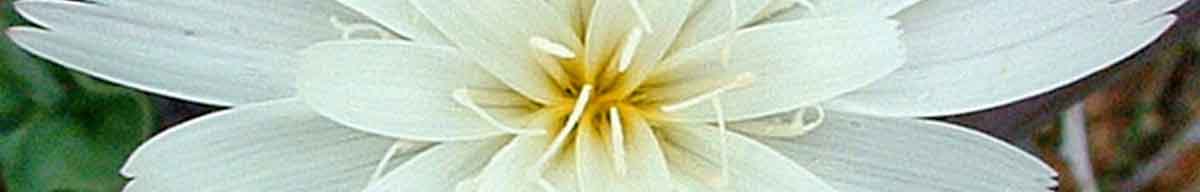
[[5, 0, 1185, 191]]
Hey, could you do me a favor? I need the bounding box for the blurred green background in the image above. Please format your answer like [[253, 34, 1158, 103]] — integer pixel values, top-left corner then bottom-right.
[[0, 0, 1198, 192], [0, 1, 159, 191]]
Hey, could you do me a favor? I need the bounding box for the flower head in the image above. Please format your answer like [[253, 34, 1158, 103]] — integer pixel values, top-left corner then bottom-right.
[[6, 0, 1187, 191]]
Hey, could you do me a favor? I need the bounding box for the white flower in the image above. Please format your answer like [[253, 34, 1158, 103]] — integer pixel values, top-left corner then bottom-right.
[[5, 0, 1185, 191]]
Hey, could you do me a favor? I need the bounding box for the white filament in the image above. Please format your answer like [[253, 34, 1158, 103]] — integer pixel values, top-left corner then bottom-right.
[[791, 106, 825, 136], [532, 85, 595, 177], [536, 178, 560, 192], [530, 37, 575, 88], [796, 0, 816, 10], [627, 0, 655, 33], [370, 141, 409, 183], [529, 37, 577, 59], [711, 97, 731, 189], [329, 16, 390, 40], [707, 3, 739, 187], [660, 73, 755, 112], [454, 177, 480, 192], [608, 107, 629, 176], [453, 89, 547, 135], [617, 28, 645, 73]]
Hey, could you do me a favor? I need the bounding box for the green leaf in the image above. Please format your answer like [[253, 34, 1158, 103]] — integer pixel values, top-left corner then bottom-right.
[[0, 1, 161, 191]]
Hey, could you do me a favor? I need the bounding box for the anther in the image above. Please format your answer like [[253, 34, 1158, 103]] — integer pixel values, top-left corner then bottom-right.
[[453, 89, 547, 135], [608, 107, 629, 176]]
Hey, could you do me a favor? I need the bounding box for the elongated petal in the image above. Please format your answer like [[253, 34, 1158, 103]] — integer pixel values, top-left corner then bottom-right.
[[649, 16, 904, 121], [826, 0, 1184, 117], [585, 0, 691, 75], [365, 137, 510, 192], [474, 137, 549, 192], [547, 0, 595, 35], [757, 111, 1058, 191], [336, 0, 449, 45], [121, 99, 425, 191], [669, 0, 771, 53], [470, 111, 582, 192], [809, 0, 921, 17], [659, 124, 835, 191], [669, 168, 719, 192], [298, 40, 529, 141], [574, 112, 673, 192], [408, 0, 581, 103], [7, 0, 364, 106]]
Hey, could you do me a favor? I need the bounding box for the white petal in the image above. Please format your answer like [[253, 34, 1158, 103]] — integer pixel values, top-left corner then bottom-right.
[[809, 0, 920, 17], [7, 0, 362, 106], [473, 111, 581, 192], [120, 99, 426, 191], [585, 0, 691, 76], [826, 0, 1184, 117], [474, 137, 549, 192], [546, 0, 595, 35], [757, 111, 1058, 191], [336, 0, 449, 45], [669, 0, 772, 53], [649, 16, 904, 121], [669, 168, 719, 192], [408, 0, 581, 104], [365, 137, 510, 192], [574, 112, 673, 192], [659, 123, 836, 191], [544, 147, 582, 192], [298, 40, 528, 141]]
